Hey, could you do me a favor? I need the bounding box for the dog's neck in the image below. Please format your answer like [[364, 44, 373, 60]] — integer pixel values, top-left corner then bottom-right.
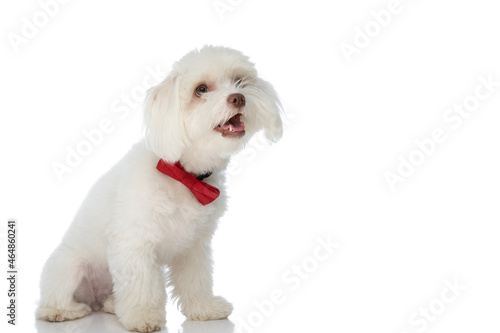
[[178, 150, 230, 176]]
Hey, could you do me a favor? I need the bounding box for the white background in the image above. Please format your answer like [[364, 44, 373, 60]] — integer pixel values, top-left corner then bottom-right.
[[1, 0, 499, 332]]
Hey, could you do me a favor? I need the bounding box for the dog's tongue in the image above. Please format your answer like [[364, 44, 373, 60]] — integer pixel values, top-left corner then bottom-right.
[[222, 114, 245, 131]]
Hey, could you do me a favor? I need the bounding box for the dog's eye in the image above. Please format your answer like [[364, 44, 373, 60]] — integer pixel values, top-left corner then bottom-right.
[[195, 85, 209, 97], [235, 78, 244, 87]]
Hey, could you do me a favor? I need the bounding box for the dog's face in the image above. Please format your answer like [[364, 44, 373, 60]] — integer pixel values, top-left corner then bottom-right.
[[144, 46, 283, 171]]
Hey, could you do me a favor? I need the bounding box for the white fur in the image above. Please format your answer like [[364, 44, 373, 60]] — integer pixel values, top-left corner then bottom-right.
[[37, 46, 283, 332]]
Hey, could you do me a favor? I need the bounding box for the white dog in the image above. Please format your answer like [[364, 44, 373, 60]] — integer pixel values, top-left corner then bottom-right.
[[36, 46, 283, 332]]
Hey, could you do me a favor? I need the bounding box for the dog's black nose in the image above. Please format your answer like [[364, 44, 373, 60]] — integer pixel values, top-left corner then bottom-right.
[[227, 93, 245, 108]]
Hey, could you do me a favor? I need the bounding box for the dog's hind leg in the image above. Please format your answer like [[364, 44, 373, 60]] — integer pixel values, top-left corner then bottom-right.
[[36, 244, 92, 322], [102, 293, 115, 314]]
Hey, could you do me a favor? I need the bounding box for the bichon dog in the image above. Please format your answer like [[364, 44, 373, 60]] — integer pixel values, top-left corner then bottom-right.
[[36, 46, 283, 332]]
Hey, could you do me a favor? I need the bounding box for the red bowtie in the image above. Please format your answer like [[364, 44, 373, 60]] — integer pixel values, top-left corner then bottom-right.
[[156, 160, 220, 205]]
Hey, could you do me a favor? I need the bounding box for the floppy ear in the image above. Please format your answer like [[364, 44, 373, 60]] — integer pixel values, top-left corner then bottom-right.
[[143, 74, 188, 162], [255, 78, 284, 143]]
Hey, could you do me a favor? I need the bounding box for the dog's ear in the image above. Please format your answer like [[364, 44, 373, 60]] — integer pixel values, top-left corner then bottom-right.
[[143, 74, 188, 162], [255, 78, 284, 143]]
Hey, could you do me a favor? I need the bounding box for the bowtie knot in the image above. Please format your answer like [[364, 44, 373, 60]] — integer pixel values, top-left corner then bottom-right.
[[156, 160, 220, 205]]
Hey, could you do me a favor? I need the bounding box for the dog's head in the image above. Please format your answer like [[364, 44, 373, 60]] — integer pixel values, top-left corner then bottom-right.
[[144, 46, 283, 173]]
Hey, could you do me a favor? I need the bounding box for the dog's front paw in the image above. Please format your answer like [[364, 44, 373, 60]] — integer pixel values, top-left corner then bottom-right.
[[37, 303, 92, 322], [183, 296, 233, 321], [119, 308, 166, 333]]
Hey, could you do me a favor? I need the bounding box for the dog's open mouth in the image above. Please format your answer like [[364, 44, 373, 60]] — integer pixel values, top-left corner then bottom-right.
[[214, 113, 246, 138]]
